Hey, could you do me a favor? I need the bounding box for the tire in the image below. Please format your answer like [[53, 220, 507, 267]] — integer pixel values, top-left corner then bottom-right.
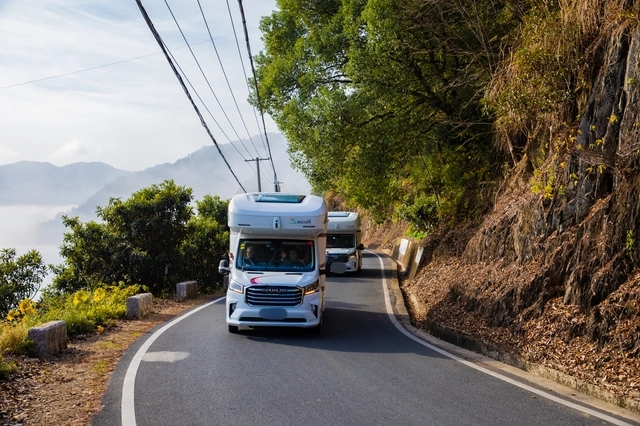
[[228, 324, 239, 333]]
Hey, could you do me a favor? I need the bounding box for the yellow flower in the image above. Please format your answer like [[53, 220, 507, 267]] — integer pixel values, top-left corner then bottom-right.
[[93, 288, 106, 303], [18, 298, 36, 316], [6, 310, 17, 322], [73, 290, 90, 306]]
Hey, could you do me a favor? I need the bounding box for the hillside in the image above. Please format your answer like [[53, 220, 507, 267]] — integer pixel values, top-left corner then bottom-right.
[[31, 133, 310, 244], [361, 1, 640, 412], [66, 133, 307, 220], [0, 161, 130, 206]]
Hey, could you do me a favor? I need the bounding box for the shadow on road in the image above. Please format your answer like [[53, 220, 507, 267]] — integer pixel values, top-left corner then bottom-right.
[[231, 251, 447, 359]]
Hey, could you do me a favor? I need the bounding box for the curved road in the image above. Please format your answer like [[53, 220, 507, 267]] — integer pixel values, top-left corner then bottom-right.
[[94, 252, 640, 426]]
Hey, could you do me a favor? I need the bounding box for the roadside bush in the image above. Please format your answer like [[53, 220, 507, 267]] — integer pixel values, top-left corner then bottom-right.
[[397, 194, 440, 233], [37, 284, 141, 338], [0, 354, 16, 379], [52, 181, 230, 296], [1, 283, 142, 354], [0, 322, 30, 356], [181, 195, 230, 293], [0, 248, 48, 317]]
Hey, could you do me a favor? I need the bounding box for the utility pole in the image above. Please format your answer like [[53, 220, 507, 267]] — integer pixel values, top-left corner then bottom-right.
[[245, 157, 270, 192]]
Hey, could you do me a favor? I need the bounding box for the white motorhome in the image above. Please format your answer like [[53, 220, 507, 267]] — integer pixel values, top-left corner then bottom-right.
[[326, 212, 364, 274], [218, 193, 328, 333]]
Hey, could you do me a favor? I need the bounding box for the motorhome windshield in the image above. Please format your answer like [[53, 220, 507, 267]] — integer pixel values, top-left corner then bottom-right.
[[327, 234, 355, 249], [237, 239, 315, 272]]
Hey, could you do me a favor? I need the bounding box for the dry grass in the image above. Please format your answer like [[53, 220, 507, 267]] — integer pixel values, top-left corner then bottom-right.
[[0, 294, 219, 426]]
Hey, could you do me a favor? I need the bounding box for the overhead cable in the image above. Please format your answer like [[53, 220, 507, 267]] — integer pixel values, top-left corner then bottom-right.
[[163, 0, 255, 160], [135, 0, 246, 192], [237, 0, 278, 191], [163, 42, 261, 176], [197, 0, 263, 159], [225, 0, 269, 158]]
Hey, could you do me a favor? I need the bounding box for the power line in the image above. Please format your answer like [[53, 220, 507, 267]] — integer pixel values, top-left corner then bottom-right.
[[237, 0, 279, 192], [163, 0, 255, 161], [225, 0, 269, 158], [163, 1, 270, 185], [135, 0, 246, 192], [163, 41, 261, 176], [0, 51, 161, 90], [0, 39, 213, 90], [197, 0, 262, 159]]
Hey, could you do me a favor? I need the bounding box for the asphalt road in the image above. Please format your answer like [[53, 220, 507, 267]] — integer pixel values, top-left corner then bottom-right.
[[94, 252, 640, 426]]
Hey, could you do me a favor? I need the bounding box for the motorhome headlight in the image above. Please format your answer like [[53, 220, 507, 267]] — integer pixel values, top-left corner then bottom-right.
[[228, 280, 245, 294], [304, 281, 320, 295]]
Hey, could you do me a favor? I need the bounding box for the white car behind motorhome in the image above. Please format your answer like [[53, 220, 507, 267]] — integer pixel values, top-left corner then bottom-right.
[[218, 193, 328, 333], [326, 212, 364, 274]]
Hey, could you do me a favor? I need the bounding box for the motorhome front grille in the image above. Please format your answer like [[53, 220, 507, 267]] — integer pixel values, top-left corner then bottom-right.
[[245, 286, 303, 306], [327, 254, 349, 263]]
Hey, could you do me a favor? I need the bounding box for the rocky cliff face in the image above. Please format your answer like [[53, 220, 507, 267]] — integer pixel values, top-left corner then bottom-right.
[[464, 5, 640, 330], [392, 1, 640, 409]]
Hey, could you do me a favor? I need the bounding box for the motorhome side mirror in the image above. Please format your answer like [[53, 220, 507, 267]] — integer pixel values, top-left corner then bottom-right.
[[357, 244, 365, 250], [218, 259, 230, 275]]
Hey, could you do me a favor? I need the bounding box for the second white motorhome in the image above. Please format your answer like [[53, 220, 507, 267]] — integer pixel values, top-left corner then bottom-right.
[[218, 193, 328, 333], [326, 211, 364, 274]]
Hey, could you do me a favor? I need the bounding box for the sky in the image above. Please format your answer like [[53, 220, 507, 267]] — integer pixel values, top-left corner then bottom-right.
[[0, 0, 280, 173]]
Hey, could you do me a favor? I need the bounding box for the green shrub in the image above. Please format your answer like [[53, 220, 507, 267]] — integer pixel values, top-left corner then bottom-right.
[[0, 322, 29, 356], [397, 194, 440, 233], [0, 354, 16, 379], [36, 284, 140, 338], [1, 283, 142, 353], [0, 248, 48, 317]]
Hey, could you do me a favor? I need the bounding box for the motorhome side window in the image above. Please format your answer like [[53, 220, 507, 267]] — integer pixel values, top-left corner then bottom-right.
[[237, 239, 315, 272], [327, 234, 355, 248]]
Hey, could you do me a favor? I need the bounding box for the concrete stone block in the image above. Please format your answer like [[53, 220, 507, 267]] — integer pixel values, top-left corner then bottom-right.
[[28, 320, 67, 359], [176, 280, 198, 301], [407, 246, 424, 280], [394, 238, 417, 277], [126, 293, 153, 319]]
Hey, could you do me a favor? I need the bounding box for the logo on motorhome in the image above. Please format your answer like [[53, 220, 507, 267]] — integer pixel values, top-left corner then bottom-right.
[[287, 217, 312, 225], [256, 287, 288, 293]]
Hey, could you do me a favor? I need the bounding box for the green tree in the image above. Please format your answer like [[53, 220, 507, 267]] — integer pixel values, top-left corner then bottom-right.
[[181, 195, 230, 292], [51, 217, 119, 292], [0, 249, 48, 317], [53, 180, 194, 294], [253, 0, 522, 225]]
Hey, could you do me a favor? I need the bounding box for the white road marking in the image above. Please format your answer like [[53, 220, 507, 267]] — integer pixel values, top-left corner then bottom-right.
[[119, 254, 633, 426], [142, 351, 190, 363], [121, 297, 225, 426], [368, 250, 634, 426]]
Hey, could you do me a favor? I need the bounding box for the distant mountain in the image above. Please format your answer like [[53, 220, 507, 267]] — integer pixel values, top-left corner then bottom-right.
[[33, 133, 311, 243], [0, 161, 131, 206]]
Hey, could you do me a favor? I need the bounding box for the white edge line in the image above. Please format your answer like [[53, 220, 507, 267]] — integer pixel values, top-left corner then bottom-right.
[[369, 250, 633, 426], [121, 296, 225, 426]]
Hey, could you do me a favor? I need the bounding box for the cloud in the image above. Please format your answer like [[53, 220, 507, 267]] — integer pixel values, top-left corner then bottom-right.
[[48, 135, 102, 164], [0, 146, 20, 165], [0, 0, 280, 172]]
